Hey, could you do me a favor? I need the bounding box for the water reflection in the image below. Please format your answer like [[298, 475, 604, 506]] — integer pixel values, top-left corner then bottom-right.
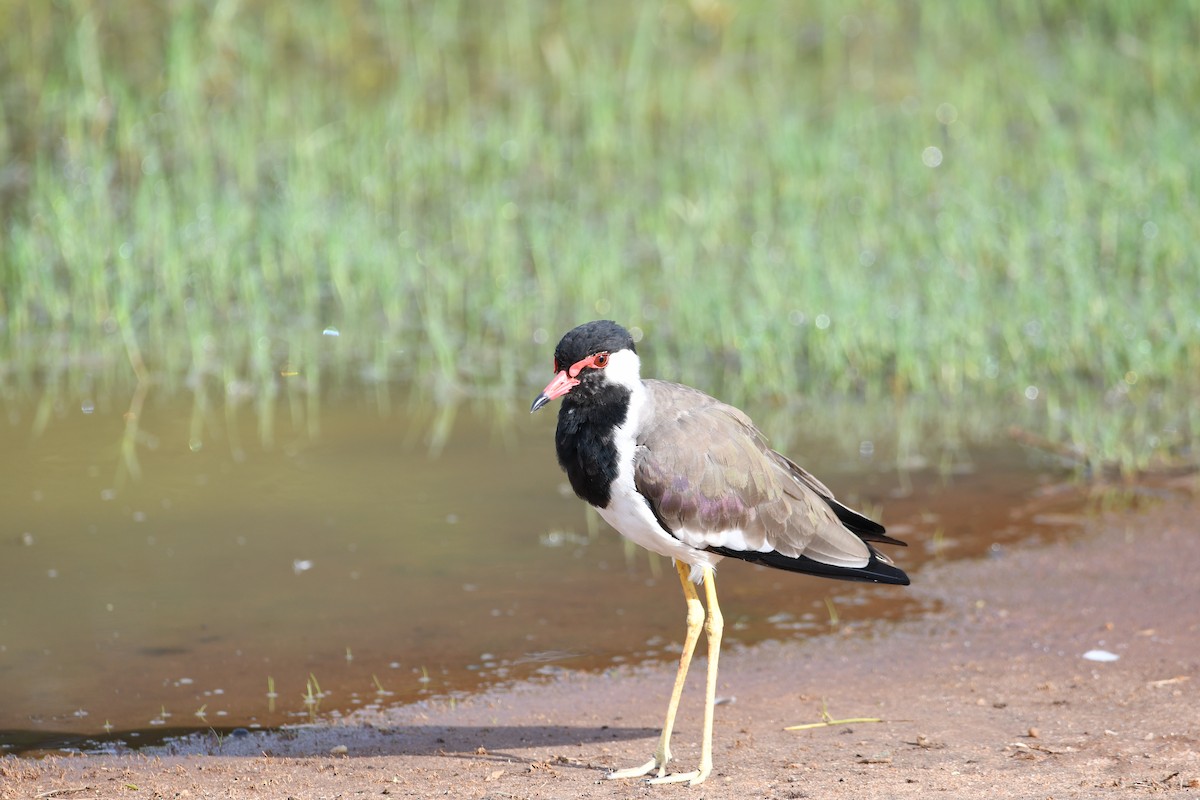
[[0, 393, 1082, 754]]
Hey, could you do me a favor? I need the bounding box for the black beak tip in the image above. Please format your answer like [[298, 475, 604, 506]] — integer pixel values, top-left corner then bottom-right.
[[530, 393, 550, 414]]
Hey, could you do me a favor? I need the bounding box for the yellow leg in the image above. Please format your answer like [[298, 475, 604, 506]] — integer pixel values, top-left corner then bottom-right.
[[608, 560, 705, 781], [697, 567, 723, 782], [609, 563, 723, 786], [649, 566, 722, 786]]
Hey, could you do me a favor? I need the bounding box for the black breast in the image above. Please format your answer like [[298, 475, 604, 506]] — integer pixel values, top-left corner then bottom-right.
[[554, 384, 631, 508]]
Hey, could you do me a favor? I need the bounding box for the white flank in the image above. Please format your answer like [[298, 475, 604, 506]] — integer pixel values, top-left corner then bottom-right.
[[673, 527, 774, 554]]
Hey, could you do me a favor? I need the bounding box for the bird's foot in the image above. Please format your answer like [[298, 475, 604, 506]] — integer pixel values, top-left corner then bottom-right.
[[606, 758, 660, 780], [607, 757, 711, 786], [649, 767, 709, 786]]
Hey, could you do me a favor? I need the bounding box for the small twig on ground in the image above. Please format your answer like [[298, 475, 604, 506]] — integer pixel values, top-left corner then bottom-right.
[[785, 699, 884, 731]]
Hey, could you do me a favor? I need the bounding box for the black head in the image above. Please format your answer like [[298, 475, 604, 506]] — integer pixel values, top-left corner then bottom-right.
[[530, 321, 638, 413], [552, 320, 636, 371]]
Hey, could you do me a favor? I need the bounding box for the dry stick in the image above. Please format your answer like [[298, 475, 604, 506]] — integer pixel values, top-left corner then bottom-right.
[[1007, 425, 1090, 466], [785, 700, 884, 731], [1007, 425, 1197, 479]]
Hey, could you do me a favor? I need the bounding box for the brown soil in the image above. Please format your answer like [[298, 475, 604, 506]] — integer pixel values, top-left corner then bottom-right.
[[4, 492, 1198, 799]]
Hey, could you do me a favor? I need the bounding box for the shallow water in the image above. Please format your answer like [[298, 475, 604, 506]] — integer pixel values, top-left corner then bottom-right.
[[0, 396, 1084, 754]]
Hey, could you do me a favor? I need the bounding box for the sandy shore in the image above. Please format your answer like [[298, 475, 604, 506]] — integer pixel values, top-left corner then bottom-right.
[[3, 491, 1198, 799]]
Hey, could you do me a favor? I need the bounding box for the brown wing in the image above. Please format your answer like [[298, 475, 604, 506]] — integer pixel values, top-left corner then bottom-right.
[[633, 380, 873, 568]]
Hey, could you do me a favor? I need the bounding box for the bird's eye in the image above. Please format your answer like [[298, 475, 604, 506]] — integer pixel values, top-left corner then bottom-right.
[[593, 352, 609, 368]]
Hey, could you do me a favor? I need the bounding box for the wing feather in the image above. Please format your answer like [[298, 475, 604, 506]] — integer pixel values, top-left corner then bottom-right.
[[633, 380, 878, 569]]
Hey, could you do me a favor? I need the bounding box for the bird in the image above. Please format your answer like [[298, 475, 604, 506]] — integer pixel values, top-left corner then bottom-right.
[[530, 320, 910, 785]]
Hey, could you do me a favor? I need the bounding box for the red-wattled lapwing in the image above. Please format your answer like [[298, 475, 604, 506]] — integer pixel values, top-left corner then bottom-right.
[[531, 320, 909, 785]]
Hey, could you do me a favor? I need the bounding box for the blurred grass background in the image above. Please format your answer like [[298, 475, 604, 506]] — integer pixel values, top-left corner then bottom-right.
[[1, 0, 1196, 471]]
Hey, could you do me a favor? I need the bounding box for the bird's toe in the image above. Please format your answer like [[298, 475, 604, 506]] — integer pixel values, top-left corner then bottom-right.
[[647, 768, 709, 786], [606, 758, 659, 781]]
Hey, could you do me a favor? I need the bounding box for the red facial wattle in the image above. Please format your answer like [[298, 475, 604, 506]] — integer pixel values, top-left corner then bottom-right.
[[530, 352, 609, 413]]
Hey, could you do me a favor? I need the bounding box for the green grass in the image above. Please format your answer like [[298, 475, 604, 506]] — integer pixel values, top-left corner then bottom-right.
[[1, 1, 1197, 471]]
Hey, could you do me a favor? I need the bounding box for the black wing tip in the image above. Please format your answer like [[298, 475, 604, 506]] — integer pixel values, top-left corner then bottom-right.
[[862, 531, 908, 548], [827, 502, 908, 548], [708, 546, 910, 586], [863, 555, 911, 585]]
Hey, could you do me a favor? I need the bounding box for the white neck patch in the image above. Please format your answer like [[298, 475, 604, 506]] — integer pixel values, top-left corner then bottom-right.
[[602, 348, 642, 392]]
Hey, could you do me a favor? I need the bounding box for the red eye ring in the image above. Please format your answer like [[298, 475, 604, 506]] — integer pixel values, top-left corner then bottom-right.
[[593, 352, 609, 368]]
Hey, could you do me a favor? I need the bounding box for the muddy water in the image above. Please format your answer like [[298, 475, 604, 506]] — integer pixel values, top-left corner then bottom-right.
[[0, 397, 1084, 754]]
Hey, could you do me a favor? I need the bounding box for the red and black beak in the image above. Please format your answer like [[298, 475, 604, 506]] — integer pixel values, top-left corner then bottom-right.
[[530, 370, 578, 413]]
